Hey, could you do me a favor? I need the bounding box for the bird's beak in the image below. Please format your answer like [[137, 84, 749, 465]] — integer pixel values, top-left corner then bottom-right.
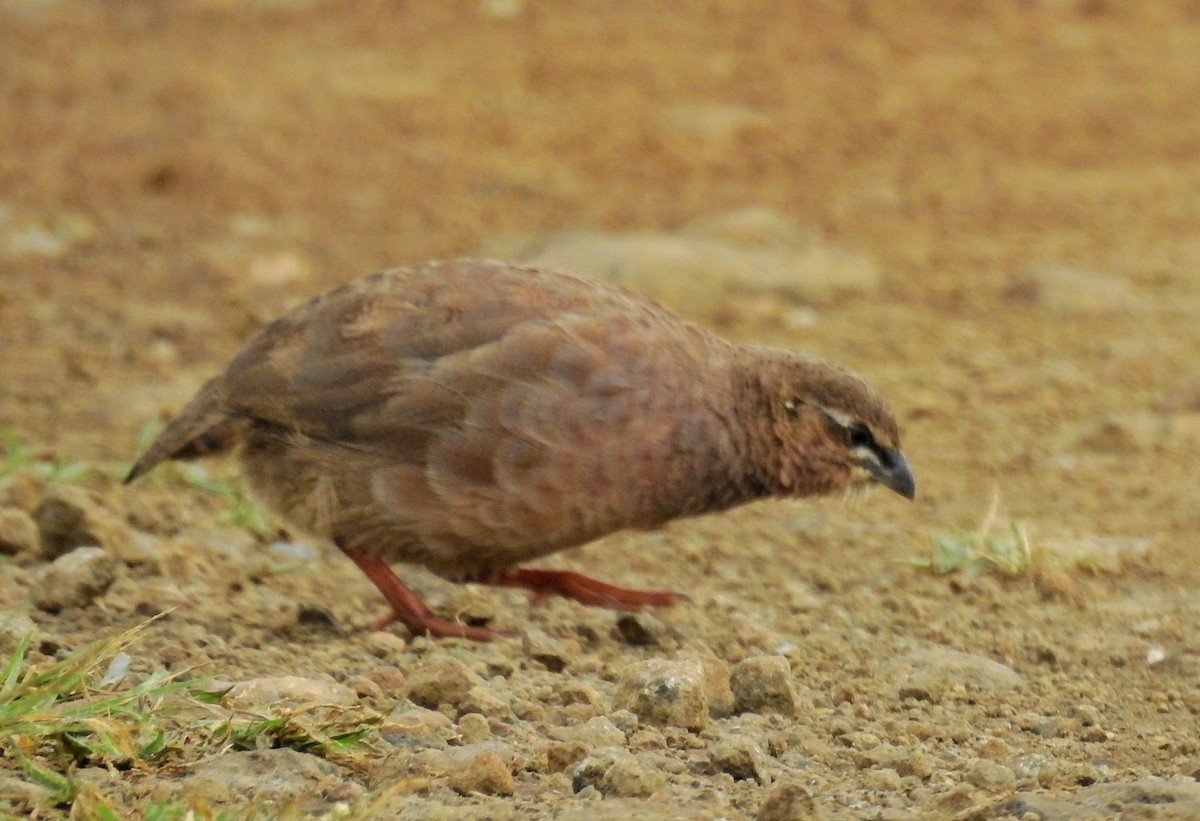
[[868, 449, 915, 500]]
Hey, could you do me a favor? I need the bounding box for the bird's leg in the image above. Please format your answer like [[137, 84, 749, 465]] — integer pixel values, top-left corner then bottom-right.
[[491, 567, 689, 611], [342, 547, 502, 642]]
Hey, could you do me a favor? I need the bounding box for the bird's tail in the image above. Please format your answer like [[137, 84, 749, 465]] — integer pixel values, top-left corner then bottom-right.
[[125, 381, 245, 483]]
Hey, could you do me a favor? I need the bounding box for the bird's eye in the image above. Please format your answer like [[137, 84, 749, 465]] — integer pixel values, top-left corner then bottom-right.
[[783, 398, 800, 415], [847, 424, 873, 449]]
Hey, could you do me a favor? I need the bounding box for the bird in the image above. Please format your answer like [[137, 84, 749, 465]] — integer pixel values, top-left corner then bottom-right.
[[126, 258, 914, 641]]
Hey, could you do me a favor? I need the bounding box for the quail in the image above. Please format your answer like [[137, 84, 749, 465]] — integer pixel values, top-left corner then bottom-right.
[[127, 258, 914, 641]]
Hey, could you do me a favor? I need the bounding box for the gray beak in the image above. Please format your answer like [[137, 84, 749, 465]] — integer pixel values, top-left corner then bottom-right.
[[870, 449, 915, 500]]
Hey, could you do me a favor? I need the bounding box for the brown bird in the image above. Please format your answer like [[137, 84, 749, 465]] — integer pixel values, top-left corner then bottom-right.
[[127, 259, 914, 641]]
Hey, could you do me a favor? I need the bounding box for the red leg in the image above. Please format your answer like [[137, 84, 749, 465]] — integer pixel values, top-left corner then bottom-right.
[[492, 567, 688, 611], [343, 547, 502, 642]]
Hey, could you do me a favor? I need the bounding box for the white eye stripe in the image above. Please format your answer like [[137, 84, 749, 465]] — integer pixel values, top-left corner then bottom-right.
[[818, 405, 854, 428], [853, 444, 881, 465]]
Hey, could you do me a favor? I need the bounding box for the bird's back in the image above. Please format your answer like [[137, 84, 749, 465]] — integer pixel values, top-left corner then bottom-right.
[[127, 260, 740, 575]]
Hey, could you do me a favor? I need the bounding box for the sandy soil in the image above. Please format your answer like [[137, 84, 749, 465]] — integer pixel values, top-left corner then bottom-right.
[[3, 1, 1200, 819]]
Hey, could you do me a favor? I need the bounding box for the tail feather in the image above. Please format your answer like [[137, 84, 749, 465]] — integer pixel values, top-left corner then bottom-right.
[[125, 384, 244, 483]]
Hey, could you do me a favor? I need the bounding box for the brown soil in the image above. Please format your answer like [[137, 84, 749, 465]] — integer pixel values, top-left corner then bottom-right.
[[3, 1, 1200, 819]]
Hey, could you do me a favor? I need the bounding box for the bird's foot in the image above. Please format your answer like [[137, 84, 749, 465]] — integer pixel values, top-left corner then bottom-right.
[[492, 567, 689, 611], [345, 547, 505, 642], [369, 607, 504, 642]]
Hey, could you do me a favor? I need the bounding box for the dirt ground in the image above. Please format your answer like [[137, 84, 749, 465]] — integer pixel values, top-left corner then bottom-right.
[[4, 1, 1200, 819]]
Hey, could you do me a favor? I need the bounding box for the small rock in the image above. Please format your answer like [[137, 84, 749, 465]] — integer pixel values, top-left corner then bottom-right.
[[361, 664, 407, 693], [866, 768, 905, 792], [607, 709, 640, 733], [458, 683, 512, 718], [457, 712, 491, 744], [615, 613, 665, 646], [224, 676, 356, 711], [568, 716, 627, 749], [343, 675, 384, 701], [364, 630, 409, 658], [708, 736, 772, 784], [679, 643, 735, 718], [448, 749, 514, 796], [1069, 704, 1103, 726], [967, 758, 1017, 791], [33, 488, 143, 565], [0, 507, 38, 557], [0, 611, 37, 655], [31, 546, 116, 612], [523, 629, 569, 672], [600, 754, 666, 798], [33, 494, 101, 559], [756, 782, 827, 821], [613, 659, 708, 731], [404, 655, 484, 709], [572, 749, 619, 793], [730, 656, 797, 716], [547, 740, 589, 773], [882, 648, 1022, 703], [382, 706, 455, 747]]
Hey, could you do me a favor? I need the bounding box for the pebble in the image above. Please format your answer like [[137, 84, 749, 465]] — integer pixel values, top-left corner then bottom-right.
[[882, 648, 1022, 703], [730, 655, 797, 716], [755, 782, 828, 821], [223, 675, 357, 711], [679, 644, 734, 718], [447, 748, 514, 796], [457, 712, 491, 744], [967, 758, 1017, 791], [33, 493, 101, 559], [33, 488, 147, 566], [0, 611, 37, 655], [600, 754, 666, 798], [458, 683, 513, 719], [522, 629, 570, 672], [572, 749, 621, 793], [404, 655, 485, 709], [708, 736, 772, 785], [614, 613, 666, 646], [613, 659, 709, 731], [381, 706, 455, 748], [566, 716, 627, 749], [0, 506, 38, 557], [31, 546, 117, 612]]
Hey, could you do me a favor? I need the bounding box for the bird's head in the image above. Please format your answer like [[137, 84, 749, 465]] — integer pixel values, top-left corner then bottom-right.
[[748, 350, 915, 501]]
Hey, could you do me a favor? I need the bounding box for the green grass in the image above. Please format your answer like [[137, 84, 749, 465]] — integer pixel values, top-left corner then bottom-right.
[[172, 463, 272, 539], [0, 618, 182, 810], [0, 618, 381, 819], [0, 430, 101, 486], [912, 491, 1033, 578]]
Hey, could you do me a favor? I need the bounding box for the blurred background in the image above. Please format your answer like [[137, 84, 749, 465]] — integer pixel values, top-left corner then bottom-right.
[[5, 0, 1200, 533], [3, 1, 1200, 815]]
